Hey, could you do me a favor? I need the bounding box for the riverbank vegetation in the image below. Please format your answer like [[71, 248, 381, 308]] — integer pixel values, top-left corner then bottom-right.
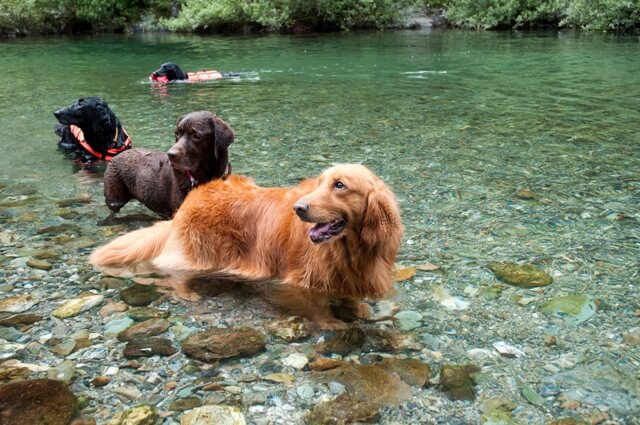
[[1, 0, 638, 36]]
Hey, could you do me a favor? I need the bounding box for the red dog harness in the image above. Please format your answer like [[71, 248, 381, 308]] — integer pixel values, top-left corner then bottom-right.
[[69, 124, 132, 161]]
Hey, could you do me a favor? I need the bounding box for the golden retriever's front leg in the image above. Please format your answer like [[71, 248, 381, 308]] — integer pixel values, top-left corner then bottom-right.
[[266, 284, 348, 330]]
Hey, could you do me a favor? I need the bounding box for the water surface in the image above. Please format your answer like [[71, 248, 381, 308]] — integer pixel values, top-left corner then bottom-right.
[[0, 30, 639, 423]]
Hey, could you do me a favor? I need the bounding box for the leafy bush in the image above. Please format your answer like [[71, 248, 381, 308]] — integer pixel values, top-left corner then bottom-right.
[[444, 0, 640, 32], [164, 0, 421, 32]]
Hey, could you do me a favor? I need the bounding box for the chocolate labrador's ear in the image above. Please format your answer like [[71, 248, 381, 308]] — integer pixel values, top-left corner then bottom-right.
[[360, 181, 403, 251], [212, 116, 235, 159]]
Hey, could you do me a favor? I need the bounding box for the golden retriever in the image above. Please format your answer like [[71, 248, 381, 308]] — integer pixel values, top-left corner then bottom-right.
[[90, 164, 403, 329]]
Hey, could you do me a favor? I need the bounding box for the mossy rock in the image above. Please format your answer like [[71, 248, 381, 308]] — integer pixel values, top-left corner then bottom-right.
[[487, 262, 552, 288]]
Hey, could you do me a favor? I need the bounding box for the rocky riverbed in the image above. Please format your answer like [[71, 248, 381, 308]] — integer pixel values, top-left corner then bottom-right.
[[1, 181, 639, 425]]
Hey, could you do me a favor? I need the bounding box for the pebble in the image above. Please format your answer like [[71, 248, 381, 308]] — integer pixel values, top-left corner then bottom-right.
[[0, 294, 37, 313], [296, 383, 315, 399], [108, 405, 157, 425], [123, 337, 177, 358], [112, 385, 143, 401], [394, 310, 423, 331], [282, 352, 309, 370], [181, 327, 266, 363], [119, 284, 162, 306], [52, 294, 104, 319], [180, 405, 246, 425], [104, 317, 135, 336], [117, 318, 170, 341]]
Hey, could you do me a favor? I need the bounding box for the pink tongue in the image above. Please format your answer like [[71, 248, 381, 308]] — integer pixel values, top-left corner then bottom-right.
[[310, 223, 332, 240]]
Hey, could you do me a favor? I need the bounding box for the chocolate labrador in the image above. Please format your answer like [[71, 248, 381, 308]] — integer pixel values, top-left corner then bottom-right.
[[103, 111, 234, 218]]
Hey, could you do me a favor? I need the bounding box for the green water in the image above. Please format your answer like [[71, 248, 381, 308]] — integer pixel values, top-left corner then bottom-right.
[[2, 31, 638, 267], [1, 29, 639, 422]]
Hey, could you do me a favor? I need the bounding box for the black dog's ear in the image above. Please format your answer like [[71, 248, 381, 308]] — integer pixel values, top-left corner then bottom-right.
[[92, 103, 115, 134]]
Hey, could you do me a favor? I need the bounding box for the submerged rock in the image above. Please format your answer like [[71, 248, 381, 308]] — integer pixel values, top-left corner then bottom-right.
[[314, 363, 412, 407], [26, 258, 53, 271], [0, 294, 38, 313], [0, 313, 43, 327], [123, 337, 177, 358], [316, 328, 366, 355], [306, 393, 380, 425], [395, 267, 416, 282], [394, 310, 423, 330], [316, 327, 418, 355], [52, 294, 104, 319], [119, 284, 162, 306], [0, 378, 77, 425], [265, 317, 312, 342], [108, 405, 157, 425], [117, 318, 170, 341], [375, 357, 431, 386], [180, 405, 246, 425], [440, 364, 480, 401], [487, 262, 553, 288], [181, 327, 266, 363], [126, 307, 170, 321], [541, 294, 596, 325]]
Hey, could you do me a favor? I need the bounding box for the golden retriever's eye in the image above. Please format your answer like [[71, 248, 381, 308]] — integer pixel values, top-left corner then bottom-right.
[[334, 181, 345, 190]]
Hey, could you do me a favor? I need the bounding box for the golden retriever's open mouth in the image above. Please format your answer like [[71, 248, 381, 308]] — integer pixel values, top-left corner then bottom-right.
[[309, 219, 346, 244]]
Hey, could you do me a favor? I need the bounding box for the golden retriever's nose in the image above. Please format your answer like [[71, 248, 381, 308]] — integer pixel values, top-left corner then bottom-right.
[[293, 202, 309, 219]]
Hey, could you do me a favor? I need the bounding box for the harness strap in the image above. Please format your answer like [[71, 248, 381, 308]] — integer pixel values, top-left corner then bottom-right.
[[69, 125, 131, 161]]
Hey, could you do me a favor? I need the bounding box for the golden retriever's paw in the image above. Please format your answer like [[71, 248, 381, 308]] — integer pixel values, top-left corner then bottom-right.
[[353, 302, 372, 319]]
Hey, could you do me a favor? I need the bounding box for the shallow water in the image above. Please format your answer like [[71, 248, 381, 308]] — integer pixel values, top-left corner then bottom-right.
[[0, 30, 639, 423]]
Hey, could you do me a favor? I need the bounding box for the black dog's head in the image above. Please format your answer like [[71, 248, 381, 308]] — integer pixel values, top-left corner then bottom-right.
[[150, 62, 187, 82], [54, 97, 119, 152], [167, 111, 234, 181]]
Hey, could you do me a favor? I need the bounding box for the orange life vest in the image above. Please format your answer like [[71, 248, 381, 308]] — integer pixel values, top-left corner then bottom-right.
[[69, 124, 131, 161], [186, 70, 224, 82]]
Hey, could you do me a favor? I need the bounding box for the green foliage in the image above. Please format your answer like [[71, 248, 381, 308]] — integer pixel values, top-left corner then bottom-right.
[[562, 0, 640, 32], [164, 0, 421, 32], [445, 0, 565, 30], [444, 0, 640, 32]]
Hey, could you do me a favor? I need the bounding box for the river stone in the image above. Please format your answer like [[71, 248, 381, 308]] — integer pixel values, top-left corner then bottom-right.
[[440, 364, 480, 401], [395, 267, 416, 282], [487, 262, 553, 288], [52, 294, 104, 319], [393, 310, 423, 331], [123, 337, 177, 358], [55, 194, 91, 208], [104, 317, 135, 336], [126, 307, 170, 321], [0, 294, 37, 313], [0, 327, 22, 342], [181, 327, 266, 363], [306, 393, 380, 425], [108, 405, 157, 425], [316, 328, 366, 355], [314, 363, 412, 407], [169, 396, 202, 412], [282, 352, 309, 370], [47, 360, 76, 384], [117, 318, 170, 341], [51, 339, 76, 356], [26, 258, 53, 271], [120, 284, 162, 306], [375, 357, 431, 386], [100, 277, 128, 290], [36, 223, 81, 235], [263, 373, 296, 384], [0, 378, 77, 425], [181, 405, 246, 425], [541, 294, 596, 325], [0, 313, 43, 327], [265, 317, 312, 342]]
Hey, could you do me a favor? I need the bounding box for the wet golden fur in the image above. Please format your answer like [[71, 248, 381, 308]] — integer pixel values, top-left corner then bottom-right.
[[90, 164, 403, 328]]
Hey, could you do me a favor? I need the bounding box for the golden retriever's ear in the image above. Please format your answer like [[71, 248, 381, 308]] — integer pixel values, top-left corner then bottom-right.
[[361, 183, 402, 250], [213, 116, 235, 150]]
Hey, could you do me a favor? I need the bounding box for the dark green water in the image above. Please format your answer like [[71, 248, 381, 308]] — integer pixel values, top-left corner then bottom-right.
[[1, 30, 640, 422]]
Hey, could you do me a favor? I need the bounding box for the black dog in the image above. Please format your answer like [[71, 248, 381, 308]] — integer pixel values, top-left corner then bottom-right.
[[103, 111, 234, 218], [150, 62, 238, 83], [54, 97, 131, 164]]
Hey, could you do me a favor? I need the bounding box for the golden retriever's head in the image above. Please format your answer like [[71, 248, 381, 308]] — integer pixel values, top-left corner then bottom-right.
[[293, 164, 403, 249]]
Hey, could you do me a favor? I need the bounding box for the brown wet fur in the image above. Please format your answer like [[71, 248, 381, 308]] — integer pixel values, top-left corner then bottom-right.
[[103, 111, 234, 218], [91, 164, 403, 329]]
